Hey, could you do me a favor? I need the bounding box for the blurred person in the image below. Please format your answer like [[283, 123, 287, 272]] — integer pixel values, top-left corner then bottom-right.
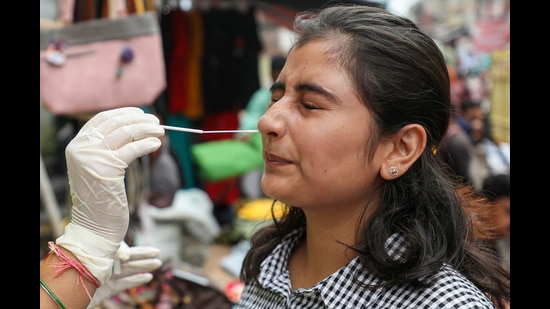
[[471, 120, 510, 179], [145, 113, 182, 209], [455, 100, 510, 190], [461, 100, 488, 144], [463, 100, 510, 186], [236, 56, 286, 199], [457, 99, 483, 142], [237, 5, 509, 308], [480, 173, 510, 271], [438, 107, 477, 186], [133, 110, 220, 263]]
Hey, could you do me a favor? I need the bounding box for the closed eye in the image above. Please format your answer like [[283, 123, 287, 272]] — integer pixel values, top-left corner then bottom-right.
[[301, 102, 319, 110]]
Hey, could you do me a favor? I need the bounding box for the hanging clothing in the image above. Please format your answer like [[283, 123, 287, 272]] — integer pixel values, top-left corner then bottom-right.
[[166, 8, 190, 114], [184, 9, 205, 120], [201, 6, 262, 113]]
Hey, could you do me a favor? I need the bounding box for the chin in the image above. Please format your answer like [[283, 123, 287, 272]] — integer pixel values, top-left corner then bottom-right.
[[261, 186, 285, 204], [261, 175, 296, 203]]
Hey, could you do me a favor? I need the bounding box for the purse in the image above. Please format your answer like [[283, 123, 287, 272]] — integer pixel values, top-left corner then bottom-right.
[[39, 1, 166, 116]]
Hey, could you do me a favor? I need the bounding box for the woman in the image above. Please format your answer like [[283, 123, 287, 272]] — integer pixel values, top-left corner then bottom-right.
[[237, 5, 509, 308]]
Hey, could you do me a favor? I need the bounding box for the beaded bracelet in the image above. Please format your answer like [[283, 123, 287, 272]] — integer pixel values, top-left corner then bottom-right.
[[40, 279, 66, 309]]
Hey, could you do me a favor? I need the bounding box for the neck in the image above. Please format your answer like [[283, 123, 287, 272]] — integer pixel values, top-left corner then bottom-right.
[[288, 209, 363, 289]]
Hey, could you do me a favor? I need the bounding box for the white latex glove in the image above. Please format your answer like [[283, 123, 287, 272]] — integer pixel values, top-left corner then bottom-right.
[[87, 242, 162, 309], [56, 107, 164, 284]]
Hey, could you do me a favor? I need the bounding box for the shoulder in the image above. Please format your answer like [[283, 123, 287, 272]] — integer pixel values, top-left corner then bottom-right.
[[384, 265, 495, 308], [318, 262, 495, 309], [363, 235, 495, 308]]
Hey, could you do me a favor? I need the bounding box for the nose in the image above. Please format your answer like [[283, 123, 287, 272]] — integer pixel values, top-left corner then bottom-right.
[[258, 101, 286, 138]]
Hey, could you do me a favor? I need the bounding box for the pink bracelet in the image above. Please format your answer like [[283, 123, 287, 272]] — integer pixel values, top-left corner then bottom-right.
[[47, 241, 101, 300]]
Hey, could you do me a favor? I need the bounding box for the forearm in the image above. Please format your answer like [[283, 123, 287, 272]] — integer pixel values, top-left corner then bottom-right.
[[40, 245, 99, 309]]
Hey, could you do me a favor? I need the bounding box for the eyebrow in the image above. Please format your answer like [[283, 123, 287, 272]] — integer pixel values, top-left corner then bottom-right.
[[269, 82, 284, 92], [270, 81, 340, 103]]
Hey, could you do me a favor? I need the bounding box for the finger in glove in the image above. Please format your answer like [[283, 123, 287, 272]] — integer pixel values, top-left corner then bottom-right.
[[113, 258, 163, 279]]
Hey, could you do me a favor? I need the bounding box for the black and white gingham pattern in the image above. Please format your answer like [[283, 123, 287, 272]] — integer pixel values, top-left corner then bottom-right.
[[236, 227, 495, 308]]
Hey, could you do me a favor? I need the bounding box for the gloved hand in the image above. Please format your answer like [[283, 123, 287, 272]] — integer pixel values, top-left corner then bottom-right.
[[56, 107, 164, 284], [87, 242, 162, 309]]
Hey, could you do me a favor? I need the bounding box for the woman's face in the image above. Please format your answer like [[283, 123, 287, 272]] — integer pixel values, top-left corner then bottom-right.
[[258, 40, 390, 211]]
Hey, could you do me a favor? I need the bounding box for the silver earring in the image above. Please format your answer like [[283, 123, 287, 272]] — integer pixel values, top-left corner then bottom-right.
[[388, 166, 399, 177]]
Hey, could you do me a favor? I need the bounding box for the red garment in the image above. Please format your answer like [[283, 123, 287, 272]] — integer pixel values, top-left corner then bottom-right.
[[200, 111, 239, 142], [167, 9, 189, 114], [204, 178, 240, 205], [200, 110, 241, 204]]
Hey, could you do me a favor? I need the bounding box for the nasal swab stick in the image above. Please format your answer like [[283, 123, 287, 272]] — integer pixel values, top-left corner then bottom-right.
[[160, 125, 259, 134]]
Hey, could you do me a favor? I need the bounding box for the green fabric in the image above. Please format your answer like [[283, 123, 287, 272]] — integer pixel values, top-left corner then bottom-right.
[[191, 139, 263, 181]]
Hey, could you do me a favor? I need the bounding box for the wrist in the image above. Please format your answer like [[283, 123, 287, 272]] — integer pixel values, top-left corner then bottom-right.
[[56, 223, 121, 284]]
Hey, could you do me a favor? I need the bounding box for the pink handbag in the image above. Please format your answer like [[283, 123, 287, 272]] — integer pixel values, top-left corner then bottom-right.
[[39, 7, 166, 116]]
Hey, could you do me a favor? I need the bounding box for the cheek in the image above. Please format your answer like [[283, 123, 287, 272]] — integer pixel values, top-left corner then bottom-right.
[[301, 130, 367, 175]]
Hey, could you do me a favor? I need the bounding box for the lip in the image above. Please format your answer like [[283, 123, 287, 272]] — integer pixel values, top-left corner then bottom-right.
[[264, 152, 292, 165]]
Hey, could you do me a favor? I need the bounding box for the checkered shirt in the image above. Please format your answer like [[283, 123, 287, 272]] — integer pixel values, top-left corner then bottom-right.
[[236, 227, 495, 308]]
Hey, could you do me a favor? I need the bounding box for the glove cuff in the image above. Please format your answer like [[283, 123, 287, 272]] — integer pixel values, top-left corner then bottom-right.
[[56, 223, 120, 284]]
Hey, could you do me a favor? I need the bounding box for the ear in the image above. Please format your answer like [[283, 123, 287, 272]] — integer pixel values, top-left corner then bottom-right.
[[380, 124, 427, 180]]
